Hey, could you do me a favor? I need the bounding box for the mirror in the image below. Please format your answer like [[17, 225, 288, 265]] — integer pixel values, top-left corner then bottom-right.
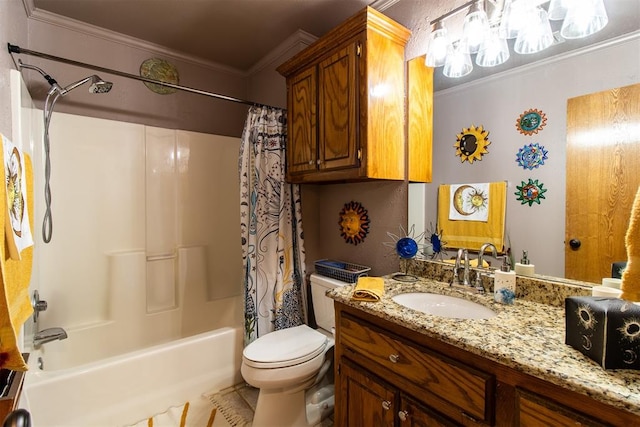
[[409, 34, 640, 284]]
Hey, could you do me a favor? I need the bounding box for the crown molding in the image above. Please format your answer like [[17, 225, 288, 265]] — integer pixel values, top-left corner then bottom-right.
[[23, 1, 245, 76], [371, 0, 403, 11], [248, 30, 318, 76]]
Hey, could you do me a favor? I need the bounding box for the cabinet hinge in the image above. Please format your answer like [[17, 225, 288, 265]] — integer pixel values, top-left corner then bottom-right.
[[356, 42, 362, 57], [357, 149, 362, 160]]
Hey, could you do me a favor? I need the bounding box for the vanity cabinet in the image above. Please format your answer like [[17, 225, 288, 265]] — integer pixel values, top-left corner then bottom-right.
[[334, 302, 640, 427], [340, 358, 456, 426], [277, 7, 432, 184], [336, 309, 493, 425]]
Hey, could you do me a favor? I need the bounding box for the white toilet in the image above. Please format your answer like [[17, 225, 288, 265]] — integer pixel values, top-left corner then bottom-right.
[[241, 273, 347, 427]]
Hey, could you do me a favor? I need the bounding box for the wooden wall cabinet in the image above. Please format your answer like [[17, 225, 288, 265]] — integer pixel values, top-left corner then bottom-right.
[[277, 7, 432, 184], [334, 302, 640, 426]]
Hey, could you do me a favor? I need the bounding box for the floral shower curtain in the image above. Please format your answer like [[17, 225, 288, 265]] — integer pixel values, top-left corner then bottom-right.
[[239, 106, 306, 345]]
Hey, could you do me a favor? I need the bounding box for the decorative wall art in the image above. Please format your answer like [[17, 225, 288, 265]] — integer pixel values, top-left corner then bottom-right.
[[516, 108, 547, 136], [140, 58, 180, 95], [383, 224, 427, 259], [426, 222, 447, 260], [515, 179, 548, 206], [516, 142, 549, 170], [339, 201, 370, 245], [449, 183, 490, 222], [454, 125, 491, 164]]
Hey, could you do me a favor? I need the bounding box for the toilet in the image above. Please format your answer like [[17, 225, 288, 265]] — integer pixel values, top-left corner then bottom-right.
[[241, 273, 347, 427]]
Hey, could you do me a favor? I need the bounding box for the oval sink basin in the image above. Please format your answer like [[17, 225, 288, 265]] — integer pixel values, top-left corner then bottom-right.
[[392, 292, 497, 319]]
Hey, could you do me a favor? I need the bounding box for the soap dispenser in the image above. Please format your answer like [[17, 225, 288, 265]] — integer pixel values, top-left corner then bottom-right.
[[494, 256, 516, 304], [514, 250, 535, 277]]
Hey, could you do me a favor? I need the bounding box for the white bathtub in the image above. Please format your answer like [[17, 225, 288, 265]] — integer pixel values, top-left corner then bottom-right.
[[20, 327, 244, 426]]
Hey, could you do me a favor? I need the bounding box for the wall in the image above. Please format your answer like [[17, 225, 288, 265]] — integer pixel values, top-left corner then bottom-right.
[[412, 35, 640, 279], [302, 181, 407, 278], [23, 16, 248, 136], [1, 0, 29, 137]]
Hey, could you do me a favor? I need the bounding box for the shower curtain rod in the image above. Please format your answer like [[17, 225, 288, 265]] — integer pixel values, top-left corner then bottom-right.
[[7, 43, 280, 109]]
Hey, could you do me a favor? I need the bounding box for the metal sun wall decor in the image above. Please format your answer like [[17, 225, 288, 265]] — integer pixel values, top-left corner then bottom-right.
[[384, 225, 426, 259], [516, 108, 547, 136], [454, 125, 491, 164], [515, 178, 548, 206], [339, 201, 370, 245], [516, 142, 549, 170]]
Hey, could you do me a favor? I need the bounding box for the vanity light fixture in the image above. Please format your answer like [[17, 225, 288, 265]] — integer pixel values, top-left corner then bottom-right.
[[425, 0, 609, 78]]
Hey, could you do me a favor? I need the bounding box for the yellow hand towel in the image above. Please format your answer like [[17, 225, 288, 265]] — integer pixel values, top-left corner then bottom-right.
[[621, 186, 640, 301], [437, 182, 507, 251], [352, 277, 384, 302]]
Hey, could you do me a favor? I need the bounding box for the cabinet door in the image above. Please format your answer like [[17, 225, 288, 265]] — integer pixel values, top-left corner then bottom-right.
[[287, 66, 317, 176], [516, 390, 607, 427], [317, 41, 359, 171], [339, 359, 396, 427], [398, 396, 458, 427]]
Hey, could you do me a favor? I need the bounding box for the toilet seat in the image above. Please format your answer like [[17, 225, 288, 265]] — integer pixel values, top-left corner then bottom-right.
[[243, 325, 328, 369]]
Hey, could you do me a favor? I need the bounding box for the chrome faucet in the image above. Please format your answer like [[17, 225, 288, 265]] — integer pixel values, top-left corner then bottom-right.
[[33, 327, 67, 348], [476, 243, 498, 288], [452, 248, 471, 286]]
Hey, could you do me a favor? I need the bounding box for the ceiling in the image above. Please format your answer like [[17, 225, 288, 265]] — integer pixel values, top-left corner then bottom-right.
[[28, 0, 640, 92]]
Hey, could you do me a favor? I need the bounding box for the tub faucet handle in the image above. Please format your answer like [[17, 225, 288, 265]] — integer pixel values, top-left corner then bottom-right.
[[31, 290, 48, 323]]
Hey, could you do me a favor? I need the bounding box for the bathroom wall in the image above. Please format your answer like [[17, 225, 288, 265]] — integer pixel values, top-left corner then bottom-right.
[[31, 112, 243, 368]]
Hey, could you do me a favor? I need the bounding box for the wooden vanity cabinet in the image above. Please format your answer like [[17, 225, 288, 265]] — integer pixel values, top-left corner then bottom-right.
[[334, 302, 640, 427], [336, 308, 494, 425], [277, 7, 429, 184]]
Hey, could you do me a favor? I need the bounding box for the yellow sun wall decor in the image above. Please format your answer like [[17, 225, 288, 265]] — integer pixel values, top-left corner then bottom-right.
[[339, 201, 370, 245], [454, 125, 491, 163]]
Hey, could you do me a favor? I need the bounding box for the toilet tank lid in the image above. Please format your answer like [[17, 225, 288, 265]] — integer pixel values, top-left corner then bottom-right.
[[243, 325, 327, 364], [310, 273, 350, 288]]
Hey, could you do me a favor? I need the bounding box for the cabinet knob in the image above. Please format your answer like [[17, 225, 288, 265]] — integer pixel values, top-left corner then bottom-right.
[[308, 160, 314, 165], [382, 400, 391, 411], [389, 354, 400, 363], [398, 410, 409, 421]]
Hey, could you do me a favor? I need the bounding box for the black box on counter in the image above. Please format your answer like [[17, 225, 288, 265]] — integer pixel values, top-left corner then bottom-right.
[[565, 296, 640, 370]]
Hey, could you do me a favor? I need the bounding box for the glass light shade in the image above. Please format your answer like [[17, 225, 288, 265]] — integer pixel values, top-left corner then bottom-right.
[[514, 7, 553, 54], [425, 22, 451, 67], [476, 28, 510, 67], [548, 0, 569, 21], [499, 0, 528, 39], [462, 1, 490, 54], [443, 44, 473, 78], [560, 0, 608, 39]]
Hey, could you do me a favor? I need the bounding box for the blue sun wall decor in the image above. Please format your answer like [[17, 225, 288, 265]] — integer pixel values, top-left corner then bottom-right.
[[516, 142, 549, 170]]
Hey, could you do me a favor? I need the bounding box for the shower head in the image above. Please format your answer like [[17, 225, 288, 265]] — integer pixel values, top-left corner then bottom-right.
[[89, 76, 113, 94], [60, 75, 113, 95]]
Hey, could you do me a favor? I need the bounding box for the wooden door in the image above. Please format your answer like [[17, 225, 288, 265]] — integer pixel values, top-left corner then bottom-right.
[[286, 66, 317, 177], [398, 395, 458, 427], [317, 41, 359, 171], [338, 359, 396, 427], [566, 83, 640, 282]]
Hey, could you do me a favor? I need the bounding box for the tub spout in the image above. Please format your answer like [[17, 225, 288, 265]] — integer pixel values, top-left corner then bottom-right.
[[33, 327, 67, 348]]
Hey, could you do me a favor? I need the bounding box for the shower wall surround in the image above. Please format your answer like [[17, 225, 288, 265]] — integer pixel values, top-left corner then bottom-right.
[[31, 112, 243, 369]]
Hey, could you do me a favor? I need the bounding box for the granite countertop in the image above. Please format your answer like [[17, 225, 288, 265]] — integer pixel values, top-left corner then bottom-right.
[[328, 275, 640, 416]]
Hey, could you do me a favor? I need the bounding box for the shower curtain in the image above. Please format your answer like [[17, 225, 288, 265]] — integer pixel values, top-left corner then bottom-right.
[[239, 106, 306, 344]]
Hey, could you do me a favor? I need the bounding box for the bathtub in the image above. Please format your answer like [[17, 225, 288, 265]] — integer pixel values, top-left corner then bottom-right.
[[19, 327, 244, 426]]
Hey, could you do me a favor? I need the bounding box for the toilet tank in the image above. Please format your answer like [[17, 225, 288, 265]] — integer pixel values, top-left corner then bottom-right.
[[310, 273, 349, 333]]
